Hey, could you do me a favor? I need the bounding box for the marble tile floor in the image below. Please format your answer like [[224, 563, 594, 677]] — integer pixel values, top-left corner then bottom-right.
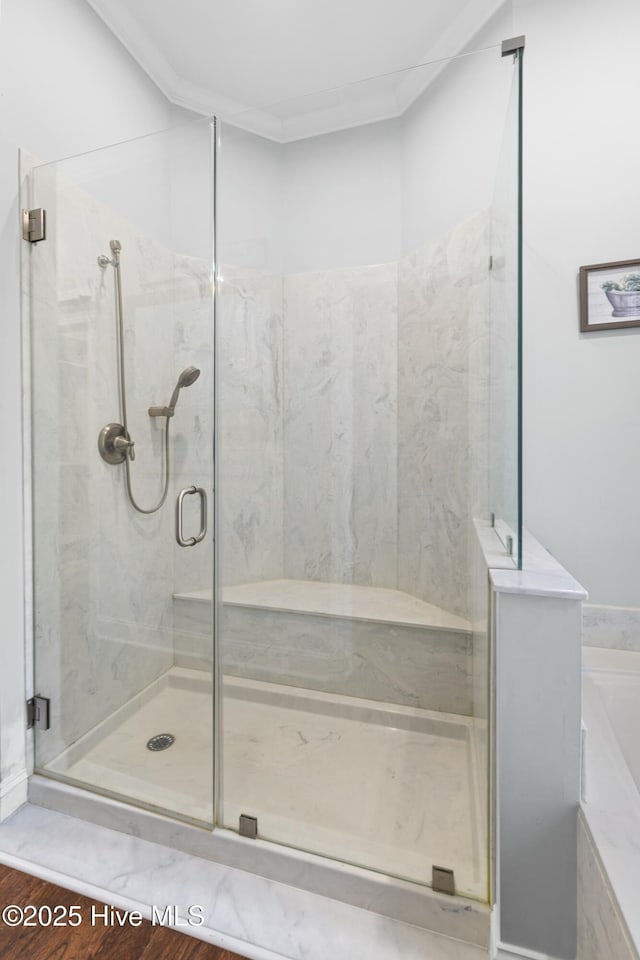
[[42, 668, 485, 898], [0, 804, 489, 960]]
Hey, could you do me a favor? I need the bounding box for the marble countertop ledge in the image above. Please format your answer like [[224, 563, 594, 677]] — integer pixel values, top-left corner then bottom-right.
[[174, 580, 472, 634], [475, 522, 588, 601]]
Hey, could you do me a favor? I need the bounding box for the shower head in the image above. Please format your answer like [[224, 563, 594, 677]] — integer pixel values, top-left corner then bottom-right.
[[168, 366, 201, 412], [97, 239, 122, 268], [105, 239, 122, 266], [178, 365, 200, 389]]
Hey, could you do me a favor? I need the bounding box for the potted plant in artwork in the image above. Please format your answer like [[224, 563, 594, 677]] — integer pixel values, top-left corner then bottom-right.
[[602, 273, 640, 318]]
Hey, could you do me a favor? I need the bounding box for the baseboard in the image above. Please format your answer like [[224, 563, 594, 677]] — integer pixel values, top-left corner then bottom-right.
[[0, 771, 28, 822]]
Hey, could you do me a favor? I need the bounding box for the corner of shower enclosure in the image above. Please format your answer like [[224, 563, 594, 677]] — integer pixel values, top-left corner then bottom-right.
[[486, 36, 524, 572]]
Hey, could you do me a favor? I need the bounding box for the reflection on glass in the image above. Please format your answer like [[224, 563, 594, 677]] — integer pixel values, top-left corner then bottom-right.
[[489, 53, 522, 567], [31, 119, 216, 827]]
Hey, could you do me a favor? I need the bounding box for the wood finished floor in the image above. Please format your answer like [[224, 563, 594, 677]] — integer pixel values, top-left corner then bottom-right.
[[0, 865, 249, 959]]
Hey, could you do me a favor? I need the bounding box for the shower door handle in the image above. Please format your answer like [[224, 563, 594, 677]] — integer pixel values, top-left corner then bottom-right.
[[176, 485, 207, 547]]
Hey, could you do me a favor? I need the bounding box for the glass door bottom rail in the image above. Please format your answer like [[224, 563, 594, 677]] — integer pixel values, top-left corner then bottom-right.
[[40, 668, 486, 898]]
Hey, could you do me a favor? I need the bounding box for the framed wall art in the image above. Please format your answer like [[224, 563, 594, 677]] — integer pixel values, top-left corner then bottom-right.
[[579, 258, 640, 332]]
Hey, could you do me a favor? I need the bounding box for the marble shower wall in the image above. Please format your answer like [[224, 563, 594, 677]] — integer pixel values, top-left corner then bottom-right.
[[30, 164, 213, 765], [397, 212, 491, 620], [487, 208, 519, 546], [216, 267, 284, 587], [217, 213, 491, 623], [282, 264, 398, 587], [31, 162, 489, 763], [218, 261, 399, 592], [170, 253, 215, 598]]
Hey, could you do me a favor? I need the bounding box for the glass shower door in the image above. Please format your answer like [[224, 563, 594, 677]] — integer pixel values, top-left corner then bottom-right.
[[216, 43, 521, 901], [29, 120, 216, 827]]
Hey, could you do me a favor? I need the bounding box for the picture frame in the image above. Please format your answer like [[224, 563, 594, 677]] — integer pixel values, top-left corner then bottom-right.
[[579, 258, 640, 332]]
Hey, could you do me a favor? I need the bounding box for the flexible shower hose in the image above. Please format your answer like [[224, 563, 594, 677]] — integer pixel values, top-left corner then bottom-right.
[[111, 241, 172, 515]]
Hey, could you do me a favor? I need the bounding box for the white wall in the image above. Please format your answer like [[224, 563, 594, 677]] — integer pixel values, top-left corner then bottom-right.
[[217, 123, 284, 273], [513, 0, 640, 606], [0, 0, 176, 799], [216, 118, 401, 274], [276, 5, 512, 270], [401, 11, 513, 255], [282, 120, 401, 273]]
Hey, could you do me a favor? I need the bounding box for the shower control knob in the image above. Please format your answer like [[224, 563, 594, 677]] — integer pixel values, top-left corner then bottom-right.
[[113, 435, 135, 460], [98, 422, 134, 465]]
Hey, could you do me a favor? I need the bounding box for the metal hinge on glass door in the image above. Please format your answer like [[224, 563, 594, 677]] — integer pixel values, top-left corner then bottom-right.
[[239, 814, 258, 839], [27, 695, 51, 730], [432, 866, 455, 895], [22, 208, 46, 243]]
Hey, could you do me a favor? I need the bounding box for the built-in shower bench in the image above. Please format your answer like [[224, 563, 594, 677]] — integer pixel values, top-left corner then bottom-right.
[[173, 580, 474, 715]]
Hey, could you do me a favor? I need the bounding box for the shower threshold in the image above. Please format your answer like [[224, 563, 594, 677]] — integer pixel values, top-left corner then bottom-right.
[[41, 668, 485, 898]]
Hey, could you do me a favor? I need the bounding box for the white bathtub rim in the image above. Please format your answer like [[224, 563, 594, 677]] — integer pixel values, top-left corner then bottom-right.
[[582, 647, 640, 957], [582, 674, 640, 820]]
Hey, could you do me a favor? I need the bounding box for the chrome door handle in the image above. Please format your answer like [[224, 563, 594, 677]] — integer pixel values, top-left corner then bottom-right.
[[176, 485, 207, 547]]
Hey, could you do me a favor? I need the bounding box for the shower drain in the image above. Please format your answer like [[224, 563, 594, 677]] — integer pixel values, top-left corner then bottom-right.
[[146, 733, 175, 752]]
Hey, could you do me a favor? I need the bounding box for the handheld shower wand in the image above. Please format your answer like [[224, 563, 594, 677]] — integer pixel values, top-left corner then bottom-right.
[[97, 240, 201, 515], [148, 366, 201, 418]]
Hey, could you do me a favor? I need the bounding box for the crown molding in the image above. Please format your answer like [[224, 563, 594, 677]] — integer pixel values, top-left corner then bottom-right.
[[84, 0, 509, 142], [84, 0, 178, 103], [394, 0, 509, 113]]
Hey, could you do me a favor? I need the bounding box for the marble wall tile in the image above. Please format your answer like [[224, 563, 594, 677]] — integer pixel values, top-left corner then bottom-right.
[[225, 610, 472, 715], [30, 170, 184, 765], [173, 597, 213, 671], [469, 524, 491, 898], [216, 213, 491, 616], [487, 209, 519, 540], [583, 605, 640, 652], [170, 257, 215, 598], [176, 596, 473, 715], [283, 264, 398, 588], [467, 252, 492, 527], [217, 267, 285, 586], [397, 213, 491, 621], [30, 166, 494, 769], [578, 811, 638, 960]]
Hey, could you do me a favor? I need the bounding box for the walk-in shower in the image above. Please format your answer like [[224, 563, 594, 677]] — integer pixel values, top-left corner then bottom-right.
[[26, 39, 521, 915]]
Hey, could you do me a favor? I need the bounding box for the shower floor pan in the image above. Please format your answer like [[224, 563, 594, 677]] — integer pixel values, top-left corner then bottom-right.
[[43, 668, 485, 897]]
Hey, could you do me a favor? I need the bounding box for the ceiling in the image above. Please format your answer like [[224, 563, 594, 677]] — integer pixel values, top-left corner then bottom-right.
[[84, 0, 507, 140]]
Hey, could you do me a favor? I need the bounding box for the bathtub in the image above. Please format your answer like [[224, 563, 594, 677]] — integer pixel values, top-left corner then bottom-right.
[[581, 647, 640, 957]]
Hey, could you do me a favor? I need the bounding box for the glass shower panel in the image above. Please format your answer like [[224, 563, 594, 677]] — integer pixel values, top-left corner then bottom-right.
[[489, 52, 523, 566], [30, 119, 216, 827], [216, 46, 520, 900]]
